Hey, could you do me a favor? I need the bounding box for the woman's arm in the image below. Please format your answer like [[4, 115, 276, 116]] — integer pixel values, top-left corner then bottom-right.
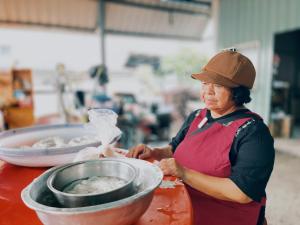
[[182, 167, 252, 203], [126, 144, 173, 160], [151, 145, 173, 160], [159, 158, 252, 204]]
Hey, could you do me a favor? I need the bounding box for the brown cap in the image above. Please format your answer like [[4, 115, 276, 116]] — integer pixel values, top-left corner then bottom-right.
[[191, 50, 256, 89]]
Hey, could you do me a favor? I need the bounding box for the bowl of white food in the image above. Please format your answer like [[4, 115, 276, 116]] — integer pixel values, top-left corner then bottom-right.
[[47, 159, 138, 207]]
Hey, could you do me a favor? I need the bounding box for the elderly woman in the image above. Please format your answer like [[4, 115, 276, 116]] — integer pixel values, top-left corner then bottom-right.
[[127, 50, 274, 225]]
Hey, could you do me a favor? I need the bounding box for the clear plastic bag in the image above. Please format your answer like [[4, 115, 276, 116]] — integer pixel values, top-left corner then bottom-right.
[[85, 108, 122, 146], [72, 147, 101, 161], [73, 109, 123, 162]]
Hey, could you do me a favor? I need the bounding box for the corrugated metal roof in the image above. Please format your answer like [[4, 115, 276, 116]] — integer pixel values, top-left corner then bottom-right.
[[0, 0, 98, 31], [0, 0, 211, 40]]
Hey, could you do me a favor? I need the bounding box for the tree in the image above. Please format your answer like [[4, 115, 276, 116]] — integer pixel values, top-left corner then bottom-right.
[[156, 48, 208, 82]]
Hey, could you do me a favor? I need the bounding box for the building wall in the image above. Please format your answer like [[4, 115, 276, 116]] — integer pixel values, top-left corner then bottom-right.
[[217, 0, 300, 122]]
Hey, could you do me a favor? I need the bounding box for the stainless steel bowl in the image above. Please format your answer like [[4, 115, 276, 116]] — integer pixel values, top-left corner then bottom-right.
[[47, 159, 138, 207], [21, 158, 163, 225]]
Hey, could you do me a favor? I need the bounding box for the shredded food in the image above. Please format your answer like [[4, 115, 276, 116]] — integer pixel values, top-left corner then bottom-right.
[[63, 176, 127, 194]]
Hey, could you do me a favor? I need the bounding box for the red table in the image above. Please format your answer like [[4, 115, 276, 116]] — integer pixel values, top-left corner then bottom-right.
[[0, 161, 193, 225]]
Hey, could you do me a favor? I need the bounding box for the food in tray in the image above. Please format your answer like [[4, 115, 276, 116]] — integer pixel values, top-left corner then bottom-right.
[[68, 135, 100, 147], [21, 135, 100, 149], [32, 136, 66, 149], [63, 176, 127, 194]]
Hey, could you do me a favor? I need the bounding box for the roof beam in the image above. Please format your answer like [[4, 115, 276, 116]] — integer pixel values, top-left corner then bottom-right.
[[165, 0, 212, 7], [0, 20, 95, 32], [105, 29, 201, 41], [106, 0, 210, 16]]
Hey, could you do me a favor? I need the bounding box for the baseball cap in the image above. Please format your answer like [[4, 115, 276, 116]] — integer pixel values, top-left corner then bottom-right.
[[191, 49, 256, 89]]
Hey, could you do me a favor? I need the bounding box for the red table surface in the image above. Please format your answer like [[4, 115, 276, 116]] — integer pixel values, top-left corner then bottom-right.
[[0, 161, 193, 225]]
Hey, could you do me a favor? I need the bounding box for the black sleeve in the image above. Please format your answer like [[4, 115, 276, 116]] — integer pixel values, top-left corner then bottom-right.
[[169, 110, 199, 152], [229, 119, 275, 203]]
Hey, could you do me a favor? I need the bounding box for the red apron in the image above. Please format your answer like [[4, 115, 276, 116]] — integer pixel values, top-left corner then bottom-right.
[[174, 109, 265, 225]]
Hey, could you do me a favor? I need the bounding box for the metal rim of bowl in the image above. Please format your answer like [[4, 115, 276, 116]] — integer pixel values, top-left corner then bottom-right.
[[0, 124, 102, 156], [21, 158, 163, 214], [47, 159, 139, 198]]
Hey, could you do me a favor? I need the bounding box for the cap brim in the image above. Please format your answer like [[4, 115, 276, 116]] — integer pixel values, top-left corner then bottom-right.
[[191, 70, 239, 88]]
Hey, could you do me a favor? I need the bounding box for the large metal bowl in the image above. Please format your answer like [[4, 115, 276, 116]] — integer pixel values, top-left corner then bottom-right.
[[21, 158, 163, 225], [47, 159, 138, 207]]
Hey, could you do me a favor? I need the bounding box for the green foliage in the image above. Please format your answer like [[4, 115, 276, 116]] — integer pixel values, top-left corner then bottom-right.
[[156, 48, 208, 79]]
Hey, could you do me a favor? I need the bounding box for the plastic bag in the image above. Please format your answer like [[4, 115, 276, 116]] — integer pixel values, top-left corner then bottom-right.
[[73, 109, 123, 162], [73, 147, 101, 161], [101, 146, 127, 158], [85, 108, 122, 146]]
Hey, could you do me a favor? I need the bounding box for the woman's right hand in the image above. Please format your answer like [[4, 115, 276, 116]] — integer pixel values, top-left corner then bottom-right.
[[126, 144, 152, 159]]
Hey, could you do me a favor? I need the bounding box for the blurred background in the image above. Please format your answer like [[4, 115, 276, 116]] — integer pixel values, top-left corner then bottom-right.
[[0, 0, 299, 224]]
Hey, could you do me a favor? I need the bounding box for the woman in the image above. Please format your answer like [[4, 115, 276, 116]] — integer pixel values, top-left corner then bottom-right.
[[127, 50, 275, 225]]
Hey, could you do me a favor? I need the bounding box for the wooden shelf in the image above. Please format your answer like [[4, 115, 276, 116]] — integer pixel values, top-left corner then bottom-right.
[[1, 69, 35, 129]]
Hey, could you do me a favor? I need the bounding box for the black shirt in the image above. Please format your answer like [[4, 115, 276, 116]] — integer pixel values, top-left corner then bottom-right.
[[170, 109, 275, 224]]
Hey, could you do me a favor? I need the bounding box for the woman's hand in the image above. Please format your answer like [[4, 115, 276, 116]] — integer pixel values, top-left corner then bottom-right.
[[159, 158, 185, 178], [126, 144, 153, 159]]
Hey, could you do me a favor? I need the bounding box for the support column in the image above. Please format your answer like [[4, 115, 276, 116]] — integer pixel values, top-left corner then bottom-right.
[[99, 0, 106, 66]]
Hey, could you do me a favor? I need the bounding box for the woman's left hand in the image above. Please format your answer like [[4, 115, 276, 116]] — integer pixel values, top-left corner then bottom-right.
[[159, 158, 185, 178]]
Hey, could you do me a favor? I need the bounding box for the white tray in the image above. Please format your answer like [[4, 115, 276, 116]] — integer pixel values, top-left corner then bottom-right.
[[0, 124, 102, 167]]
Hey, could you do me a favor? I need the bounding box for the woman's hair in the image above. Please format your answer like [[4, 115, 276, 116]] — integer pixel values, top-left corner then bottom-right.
[[231, 86, 252, 106]]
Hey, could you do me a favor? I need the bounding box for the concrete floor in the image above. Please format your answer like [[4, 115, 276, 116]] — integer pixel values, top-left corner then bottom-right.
[[275, 138, 300, 157], [266, 151, 300, 225], [269, 137, 300, 224]]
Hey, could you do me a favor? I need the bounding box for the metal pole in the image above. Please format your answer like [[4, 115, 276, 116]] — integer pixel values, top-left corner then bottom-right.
[[99, 0, 106, 66], [98, 0, 107, 93]]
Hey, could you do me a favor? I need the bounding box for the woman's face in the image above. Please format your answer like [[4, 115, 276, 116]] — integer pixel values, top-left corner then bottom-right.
[[200, 82, 236, 113]]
